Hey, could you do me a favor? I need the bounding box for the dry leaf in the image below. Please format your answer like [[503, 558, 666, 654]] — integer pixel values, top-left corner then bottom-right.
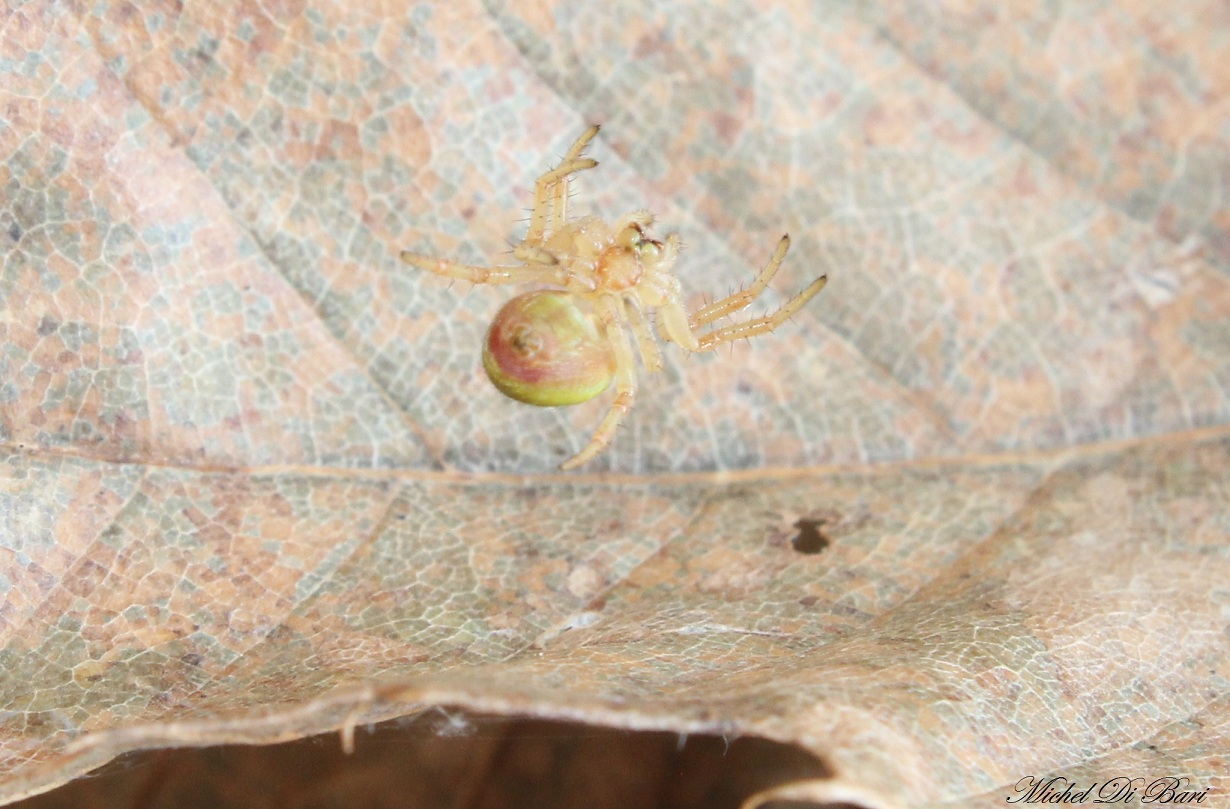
[[2, 0, 1229, 806]]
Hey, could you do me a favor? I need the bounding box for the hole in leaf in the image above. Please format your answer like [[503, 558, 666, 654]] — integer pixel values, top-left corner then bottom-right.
[[16, 712, 840, 809], [790, 519, 830, 554]]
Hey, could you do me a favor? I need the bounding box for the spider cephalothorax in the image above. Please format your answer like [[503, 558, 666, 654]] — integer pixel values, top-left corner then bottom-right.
[[401, 125, 827, 470]]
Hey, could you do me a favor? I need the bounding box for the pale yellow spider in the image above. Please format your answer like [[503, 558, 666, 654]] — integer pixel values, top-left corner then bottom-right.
[[400, 125, 827, 470]]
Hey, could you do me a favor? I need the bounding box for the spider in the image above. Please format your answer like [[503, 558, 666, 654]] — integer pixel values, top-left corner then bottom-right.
[[400, 125, 827, 470]]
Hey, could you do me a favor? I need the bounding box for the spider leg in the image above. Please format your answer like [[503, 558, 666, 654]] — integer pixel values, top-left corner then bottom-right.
[[400, 251, 573, 286], [560, 295, 636, 471], [547, 129, 600, 232], [527, 125, 601, 246], [649, 232, 702, 352], [624, 295, 664, 373], [689, 235, 790, 327], [549, 180, 569, 234], [560, 123, 601, 164], [511, 244, 559, 265], [655, 250, 826, 353], [694, 275, 828, 351]]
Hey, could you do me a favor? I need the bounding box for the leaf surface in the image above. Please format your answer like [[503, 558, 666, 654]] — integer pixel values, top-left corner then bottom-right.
[[1, 1, 1229, 806]]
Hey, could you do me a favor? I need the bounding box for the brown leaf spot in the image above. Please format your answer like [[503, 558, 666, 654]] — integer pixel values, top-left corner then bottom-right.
[[790, 519, 830, 554]]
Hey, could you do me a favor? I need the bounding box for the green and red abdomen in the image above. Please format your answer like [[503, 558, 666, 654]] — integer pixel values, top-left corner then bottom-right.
[[482, 291, 616, 407]]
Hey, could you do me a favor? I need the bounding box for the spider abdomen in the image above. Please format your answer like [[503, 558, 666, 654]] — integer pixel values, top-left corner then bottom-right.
[[482, 291, 616, 407]]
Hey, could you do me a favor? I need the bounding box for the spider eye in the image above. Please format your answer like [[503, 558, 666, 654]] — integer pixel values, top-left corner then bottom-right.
[[483, 291, 616, 407]]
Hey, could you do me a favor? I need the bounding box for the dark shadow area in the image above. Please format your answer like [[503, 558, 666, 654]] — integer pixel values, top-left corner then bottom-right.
[[16, 711, 840, 809]]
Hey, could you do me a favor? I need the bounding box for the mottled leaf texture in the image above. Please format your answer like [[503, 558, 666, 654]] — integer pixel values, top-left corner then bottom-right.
[[1, 1, 1229, 807]]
